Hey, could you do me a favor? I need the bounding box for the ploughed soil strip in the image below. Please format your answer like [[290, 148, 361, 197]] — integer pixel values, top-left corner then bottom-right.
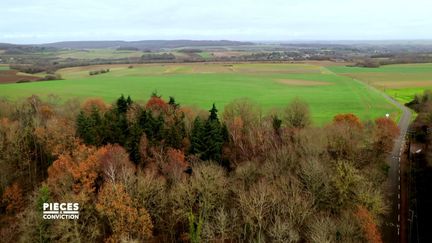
[[0, 70, 40, 84]]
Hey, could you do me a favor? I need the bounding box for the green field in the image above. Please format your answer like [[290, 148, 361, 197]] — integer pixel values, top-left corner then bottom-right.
[[0, 63, 399, 124], [0, 65, 9, 70], [328, 63, 432, 104]]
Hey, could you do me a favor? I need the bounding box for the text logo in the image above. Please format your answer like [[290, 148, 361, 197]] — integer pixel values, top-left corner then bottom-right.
[[43, 203, 79, 220]]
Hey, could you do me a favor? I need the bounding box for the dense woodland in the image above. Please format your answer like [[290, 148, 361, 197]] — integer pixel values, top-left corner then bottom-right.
[[406, 90, 432, 242], [0, 94, 399, 242]]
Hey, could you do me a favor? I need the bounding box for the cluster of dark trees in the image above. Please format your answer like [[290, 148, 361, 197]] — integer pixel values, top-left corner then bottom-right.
[[0, 94, 400, 242], [177, 49, 203, 53], [116, 47, 140, 51], [141, 53, 176, 61], [405, 90, 432, 242], [76, 95, 228, 168], [10, 64, 53, 74], [89, 68, 110, 76], [352, 59, 382, 68]]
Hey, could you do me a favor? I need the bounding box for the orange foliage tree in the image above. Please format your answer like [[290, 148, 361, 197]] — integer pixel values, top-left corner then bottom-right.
[[355, 205, 383, 243], [81, 98, 108, 114], [2, 182, 24, 214], [153, 148, 190, 181], [333, 113, 363, 129], [373, 117, 400, 155], [326, 113, 365, 160], [47, 144, 100, 198], [96, 182, 153, 242], [146, 95, 169, 114]]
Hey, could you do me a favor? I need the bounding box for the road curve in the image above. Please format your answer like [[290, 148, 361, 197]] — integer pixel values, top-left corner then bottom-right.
[[317, 71, 411, 242], [378, 90, 412, 243]]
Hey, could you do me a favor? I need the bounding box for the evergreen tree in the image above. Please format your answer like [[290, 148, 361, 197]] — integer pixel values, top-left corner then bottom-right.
[[190, 117, 205, 154], [103, 109, 128, 145], [89, 106, 103, 146], [126, 122, 143, 164], [165, 112, 186, 149], [126, 95, 133, 107], [168, 96, 179, 109], [76, 111, 94, 144], [190, 104, 228, 165], [116, 94, 128, 114], [137, 109, 165, 145], [202, 118, 224, 161], [208, 103, 219, 121]]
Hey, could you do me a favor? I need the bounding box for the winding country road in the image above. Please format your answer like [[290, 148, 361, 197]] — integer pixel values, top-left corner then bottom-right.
[[378, 90, 412, 243], [314, 70, 411, 242], [346, 75, 412, 243]]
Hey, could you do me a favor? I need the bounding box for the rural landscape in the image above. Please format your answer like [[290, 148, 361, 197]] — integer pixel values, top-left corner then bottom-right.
[[1, 0, 432, 242]]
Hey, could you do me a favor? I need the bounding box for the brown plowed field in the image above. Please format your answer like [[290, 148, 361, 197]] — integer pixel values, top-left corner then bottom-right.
[[0, 70, 40, 84]]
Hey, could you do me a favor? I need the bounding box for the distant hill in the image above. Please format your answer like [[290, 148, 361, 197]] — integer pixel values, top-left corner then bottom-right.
[[39, 40, 255, 50]]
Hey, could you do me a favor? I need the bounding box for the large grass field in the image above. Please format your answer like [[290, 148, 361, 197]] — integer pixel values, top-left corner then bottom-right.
[[328, 63, 432, 104], [0, 62, 398, 124]]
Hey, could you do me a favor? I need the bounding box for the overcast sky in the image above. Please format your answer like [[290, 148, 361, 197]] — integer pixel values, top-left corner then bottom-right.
[[1, 0, 431, 44]]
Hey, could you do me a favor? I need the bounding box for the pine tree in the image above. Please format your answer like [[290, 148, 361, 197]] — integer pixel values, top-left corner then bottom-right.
[[208, 103, 219, 121], [190, 104, 228, 164], [168, 96, 179, 109], [165, 112, 186, 149], [76, 111, 93, 144], [126, 123, 143, 164], [190, 117, 205, 154], [89, 106, 103, 146], [202, 117, 223, 161], [126, 95, 133, 107], [116, 94, 128, 114]]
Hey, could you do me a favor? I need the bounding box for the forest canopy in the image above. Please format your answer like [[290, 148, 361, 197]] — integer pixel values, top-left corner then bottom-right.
[[0, 94, 399, 242]]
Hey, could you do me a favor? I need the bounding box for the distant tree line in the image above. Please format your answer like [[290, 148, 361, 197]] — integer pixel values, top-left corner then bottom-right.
[[116, 46, 140, 51], [141, 53, 176, 61]]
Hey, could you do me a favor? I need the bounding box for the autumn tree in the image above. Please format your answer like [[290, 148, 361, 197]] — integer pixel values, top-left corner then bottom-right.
[[355, 205, 383, 243], [283, 98, 311, 129], [96, 182, 153, 242], [333, 113, 363, 129], [327, 113, 365, 160], [97, 144, 135, 186], [331, 161, 362, 211], [81, 98, 108, 114], [2, 182, 24, 214], [146, 93, 169, 114], [162, 148, 189, 181], [373, 117, 400, 156], [46, 144, 100, 198]]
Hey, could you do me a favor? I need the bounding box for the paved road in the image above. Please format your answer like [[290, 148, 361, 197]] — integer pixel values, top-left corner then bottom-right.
[[336, 75, 412, 242], [379, 91, 412, 243]]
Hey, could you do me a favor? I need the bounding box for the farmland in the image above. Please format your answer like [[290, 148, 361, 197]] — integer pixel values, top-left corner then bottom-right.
[[328, 63, 432, 104], [0, 62, 398, 124]]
